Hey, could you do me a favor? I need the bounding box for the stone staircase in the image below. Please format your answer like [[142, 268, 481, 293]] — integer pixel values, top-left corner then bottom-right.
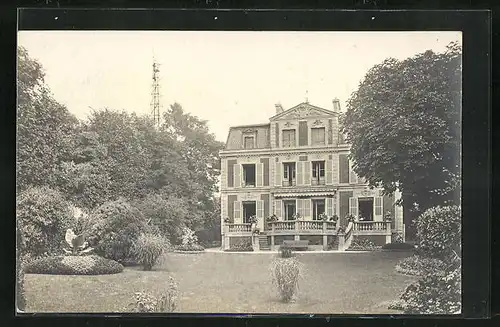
[[258, 235, 270, 250]]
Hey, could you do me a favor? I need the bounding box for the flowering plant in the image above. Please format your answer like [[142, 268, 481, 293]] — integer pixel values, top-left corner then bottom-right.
[[267, 214, 278, 222], [248, 215, 257, 224], [345, 214, 356, 223], [291, 213, 301, 220], [330, 214, 339, 222], [319, 213, 328, 221], [384, 211, 392, 221], [223, 217, 231, 224]]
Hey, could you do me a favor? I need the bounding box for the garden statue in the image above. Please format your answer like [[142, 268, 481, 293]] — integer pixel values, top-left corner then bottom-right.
[[64, 228, 93, 255]]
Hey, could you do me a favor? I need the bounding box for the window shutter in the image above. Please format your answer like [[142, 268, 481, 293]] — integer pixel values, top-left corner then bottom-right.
[[332, 155, 339, 185], [297, 199, 303, 217], [339, 154, 349, 184], [326, 160, 333, 185], [256, 163, 263, 187], [374, 196, 383, 221], [220, 159, 226, 189], [303, 161, 311, 185], [257, 200, 264, 220], [234, 164, 241, 188], [297, 162, 304, 185], [275, 161, 281, 186], [349, 197, 358, 217], [299, 121, 308, 146], [326, 198, 334, 217], [303, 199, 311, 219], [274, 200, 282, 219], [234, 201, 241, 223], [349, 160, 358, 184]]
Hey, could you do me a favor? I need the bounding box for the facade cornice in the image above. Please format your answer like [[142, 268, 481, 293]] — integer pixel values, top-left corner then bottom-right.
[[220, 144, 351, 158]]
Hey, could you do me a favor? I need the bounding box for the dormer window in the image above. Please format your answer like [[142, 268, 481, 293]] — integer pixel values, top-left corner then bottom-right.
[[282, 129, 296, 147], [311, 127, 326, 146], [244, 136, 255, 149]]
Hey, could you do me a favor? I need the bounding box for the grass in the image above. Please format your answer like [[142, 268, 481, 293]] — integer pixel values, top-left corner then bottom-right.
[[24, 251, 415, 314]]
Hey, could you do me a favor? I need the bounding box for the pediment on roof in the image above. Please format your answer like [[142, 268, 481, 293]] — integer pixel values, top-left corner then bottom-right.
[[270, 103, 335, 121]]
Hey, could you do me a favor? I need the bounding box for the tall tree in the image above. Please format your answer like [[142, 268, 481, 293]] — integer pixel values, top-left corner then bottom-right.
[[16, 46, 78, 192], [342, 42, 461, 240]]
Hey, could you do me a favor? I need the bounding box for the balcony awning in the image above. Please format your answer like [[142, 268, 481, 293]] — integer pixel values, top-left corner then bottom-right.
[[273, 188, 337, 198]]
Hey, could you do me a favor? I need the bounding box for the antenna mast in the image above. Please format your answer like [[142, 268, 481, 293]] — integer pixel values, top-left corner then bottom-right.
[[150, 59, 161, 127]]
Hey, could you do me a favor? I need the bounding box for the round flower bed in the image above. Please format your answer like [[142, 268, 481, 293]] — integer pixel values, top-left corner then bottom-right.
[[173, 244, 205, 253], [24, 255, 124, 275], [395, 255, 448, 276]]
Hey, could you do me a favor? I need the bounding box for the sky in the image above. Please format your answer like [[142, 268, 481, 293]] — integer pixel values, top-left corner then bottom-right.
[[18, 31, 461, 142]]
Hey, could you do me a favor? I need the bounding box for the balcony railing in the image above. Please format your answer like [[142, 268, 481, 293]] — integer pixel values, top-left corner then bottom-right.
[[311, 178, 326, 185], [226, 223, 252, 233], [353, 221, 391, 235], [266, 220, 338, 235]]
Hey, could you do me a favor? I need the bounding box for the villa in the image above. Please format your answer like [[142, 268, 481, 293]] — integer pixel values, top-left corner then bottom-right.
[[219, 99, 404, 251]]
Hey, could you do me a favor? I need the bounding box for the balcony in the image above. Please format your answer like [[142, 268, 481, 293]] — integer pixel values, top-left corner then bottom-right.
[[267, 220, 338, 235], [353, 221, 391, 235]]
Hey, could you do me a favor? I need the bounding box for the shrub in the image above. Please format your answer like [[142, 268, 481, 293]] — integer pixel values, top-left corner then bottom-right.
[[279, 246, 294, 258], [132, 233, 169, 271], [270, 257, 303, 302], [347, 238, 380, 251], [226, 239, 253, 252], [16, 186, 74, 258], [180, 227, 199, 247], [25, 255, 123, 275], [399, 266, 461, 314], [175, 243, 205, 252], [415, 205, 461, 261], [130, 276, 178, 312], [135, 194, 190, 245], [395, 255, 448, 276], [382, 242, 415, 250], [86, 198, 150, 263]]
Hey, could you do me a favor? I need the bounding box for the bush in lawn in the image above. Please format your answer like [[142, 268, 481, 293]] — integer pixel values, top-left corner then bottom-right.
[[399, 265, 461, 314], [347, 238, 380, 251], [270, 257, 303, 303], [130, 276, 179, 312], [86, 198, 150, 263], [175, 227, 205, 251], [132, 233, 169, 271], [279, 246, 294, 258], [395, 255, 448, 276], [415, 205, 461, 261], [16, 186, 74, 258], [25, 255, 123, 275], [382, 242, 415, 250]]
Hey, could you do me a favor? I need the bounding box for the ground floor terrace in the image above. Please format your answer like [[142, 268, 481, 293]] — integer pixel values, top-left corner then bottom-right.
[[221, 186, 404, 251]]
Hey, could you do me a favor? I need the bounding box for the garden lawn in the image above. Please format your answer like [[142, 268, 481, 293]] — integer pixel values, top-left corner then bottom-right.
[[24, 251, 415, 314]]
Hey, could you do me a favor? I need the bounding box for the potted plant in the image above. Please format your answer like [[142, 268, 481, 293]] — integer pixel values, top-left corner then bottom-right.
[[329, 214, 339, 222], [319, 213, 328, 221], [345, 214, 355, 223], [384, 211, 392, 222], [267, 214, 278, 222], [291, 213, 301, 220], [223, 217, 231, 224]]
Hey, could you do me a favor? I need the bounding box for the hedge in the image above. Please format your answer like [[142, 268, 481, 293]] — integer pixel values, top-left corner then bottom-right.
[[24, 255, 124, 275]]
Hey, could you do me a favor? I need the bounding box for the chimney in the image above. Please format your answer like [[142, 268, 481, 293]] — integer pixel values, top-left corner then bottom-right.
[[275, 103, 284, 115], [332, 98, 341, 113]]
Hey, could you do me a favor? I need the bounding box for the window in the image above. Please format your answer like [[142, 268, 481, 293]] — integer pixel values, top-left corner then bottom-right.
[[282, 129, 296, 147], [312, 199, 325, 220], [242, 164, 256, 187], [312, 161, 325, 185], [358, 197, 374, 221], [311, 127, 326, 145], [283, 200, 296, 220], [243, 136, 255, 149], [243, 201, 257, 223], [283, 162, 296, 186]]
